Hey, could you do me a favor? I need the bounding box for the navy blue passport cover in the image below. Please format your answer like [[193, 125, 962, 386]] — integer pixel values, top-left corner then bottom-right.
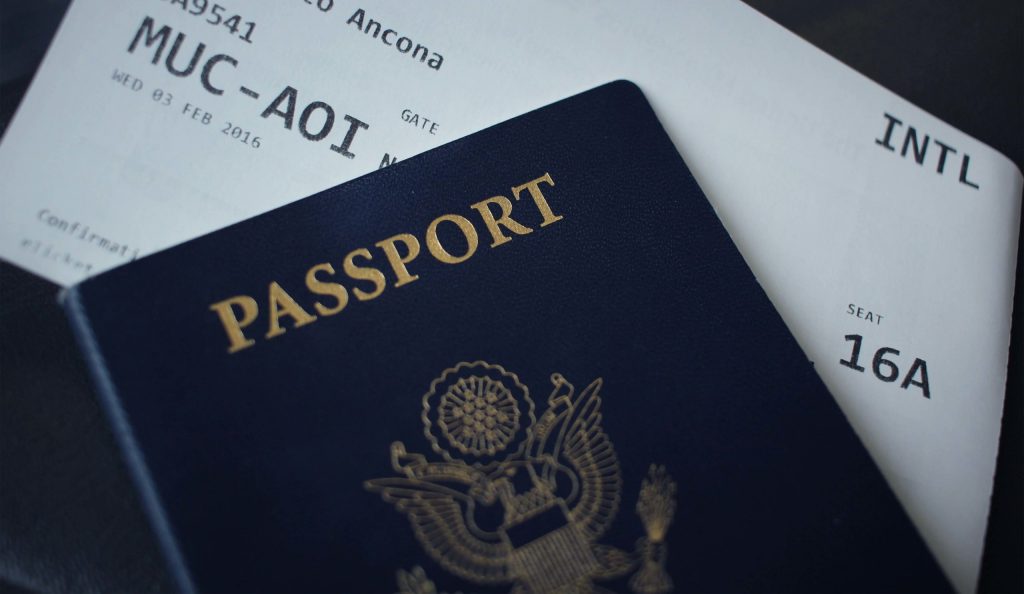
[[64, 81, 949, 593]]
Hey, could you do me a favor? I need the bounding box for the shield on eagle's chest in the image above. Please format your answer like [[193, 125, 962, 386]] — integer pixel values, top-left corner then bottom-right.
[[506, 516, 600, 591]]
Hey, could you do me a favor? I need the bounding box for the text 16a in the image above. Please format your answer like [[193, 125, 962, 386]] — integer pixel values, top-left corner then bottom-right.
[[840, 334, 930, 398]]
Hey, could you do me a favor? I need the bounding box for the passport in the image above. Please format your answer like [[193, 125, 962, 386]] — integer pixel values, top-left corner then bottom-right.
[[63, 81, 949, 593]]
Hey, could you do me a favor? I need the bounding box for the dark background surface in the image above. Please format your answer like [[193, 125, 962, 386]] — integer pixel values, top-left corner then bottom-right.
[[0, 1, 1020, 592]]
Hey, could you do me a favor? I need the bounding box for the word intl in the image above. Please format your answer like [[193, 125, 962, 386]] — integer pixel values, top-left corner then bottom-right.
[[875, 112, 980, 190]]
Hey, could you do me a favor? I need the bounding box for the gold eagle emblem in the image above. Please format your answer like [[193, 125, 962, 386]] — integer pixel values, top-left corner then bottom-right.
[[365, 361, 676, 594]]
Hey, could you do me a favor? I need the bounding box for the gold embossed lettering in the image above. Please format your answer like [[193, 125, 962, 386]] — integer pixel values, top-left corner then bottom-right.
[[511, 173, 562, 227], [265, 281, 317, 339], [470, 196, 533, 248], [209, 172, 568, 353], [375, 233, 421, 287], [209, 296, 259, 354], [426, 214, 478, 264], [305, 262, 350, 316], [343, 247, 387, 301]]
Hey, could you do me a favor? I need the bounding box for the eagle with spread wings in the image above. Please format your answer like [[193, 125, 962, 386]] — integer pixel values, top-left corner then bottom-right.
[[365, 365, 635, 593]]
